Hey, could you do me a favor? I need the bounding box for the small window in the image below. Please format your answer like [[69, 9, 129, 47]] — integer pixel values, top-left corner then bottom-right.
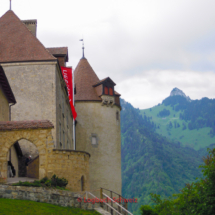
[[92, 136, 97, 145], [91, 134, 98, 147], [109, 87, 113, 95], [104, 86, 108, 95]]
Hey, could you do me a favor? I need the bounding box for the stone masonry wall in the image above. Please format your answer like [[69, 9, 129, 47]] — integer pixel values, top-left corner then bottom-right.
[[2, 62, 57, 153], [47, 149, 90, 192], [0, 127, 90, 192], [0, 128, 54, 180], [55, 66, 73, 150], [2, 62, 73, 153], [0, 185, 95, 210]]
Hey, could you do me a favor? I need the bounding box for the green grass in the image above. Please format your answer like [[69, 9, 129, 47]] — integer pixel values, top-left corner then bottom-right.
[[0, 199, 100, 215], [140, 104, 215, 150]]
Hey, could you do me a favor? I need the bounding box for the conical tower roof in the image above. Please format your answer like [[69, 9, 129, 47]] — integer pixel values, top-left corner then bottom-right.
[[74, 58, 101, 101], [0, 10, 56, 63]]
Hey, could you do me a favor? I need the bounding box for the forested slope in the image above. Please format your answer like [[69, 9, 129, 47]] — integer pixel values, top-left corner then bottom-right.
[[121, 99, 203, 215]]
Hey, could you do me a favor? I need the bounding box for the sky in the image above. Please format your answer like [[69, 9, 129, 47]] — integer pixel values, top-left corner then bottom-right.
[[1, 0, 215, 109]]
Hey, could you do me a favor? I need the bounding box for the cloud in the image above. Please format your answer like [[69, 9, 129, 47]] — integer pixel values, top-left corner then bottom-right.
[[116, 70, 215, 109]]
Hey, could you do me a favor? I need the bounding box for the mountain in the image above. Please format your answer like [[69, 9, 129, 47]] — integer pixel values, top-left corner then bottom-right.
[[170, 87, 191, 102], [140, 88, 215, 150], [120, 99, 203, 215]]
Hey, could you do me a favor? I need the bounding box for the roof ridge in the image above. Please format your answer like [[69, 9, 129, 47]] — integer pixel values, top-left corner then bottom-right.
[[11, 11, 56, 60], [0, 10, 56, 63]]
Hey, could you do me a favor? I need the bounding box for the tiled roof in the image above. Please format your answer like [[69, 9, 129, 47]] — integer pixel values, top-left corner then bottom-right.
[[74, 58, 101, 101], [0, 65, 16, 103], [114, 91, 121, 96], [0, 120, 54, 131], [0, 10, 56, 63]]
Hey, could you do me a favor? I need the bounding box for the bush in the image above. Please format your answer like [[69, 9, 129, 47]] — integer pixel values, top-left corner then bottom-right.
[[51, 174, 68, 188], [40, 177, 48, 183], [12, 175, 68, 189], [45, 180, 51, 187]]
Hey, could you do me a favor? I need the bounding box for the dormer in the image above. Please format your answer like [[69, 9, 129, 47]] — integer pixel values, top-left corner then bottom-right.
[[93, 77, 116, 106]]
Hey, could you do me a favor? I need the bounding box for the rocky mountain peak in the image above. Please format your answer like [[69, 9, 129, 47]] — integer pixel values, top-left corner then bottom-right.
[[170, 88, 191, 101]]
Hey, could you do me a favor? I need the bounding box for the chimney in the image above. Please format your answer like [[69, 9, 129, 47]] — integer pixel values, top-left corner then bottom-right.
[[22, 20, 37, 37]]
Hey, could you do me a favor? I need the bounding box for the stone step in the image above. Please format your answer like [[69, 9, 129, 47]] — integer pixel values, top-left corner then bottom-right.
[[95, 207, 112, 215]]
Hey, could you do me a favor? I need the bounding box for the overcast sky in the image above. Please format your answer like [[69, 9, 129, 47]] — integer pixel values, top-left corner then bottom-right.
[[1, 0, 215, 109]]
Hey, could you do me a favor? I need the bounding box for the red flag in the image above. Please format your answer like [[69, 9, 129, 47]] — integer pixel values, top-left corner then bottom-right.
[[61, 67, 77, 120]]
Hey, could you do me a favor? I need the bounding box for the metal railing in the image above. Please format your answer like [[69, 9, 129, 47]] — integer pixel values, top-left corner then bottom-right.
[[88, 191, 123, 215], [102, 192, 133, 215]]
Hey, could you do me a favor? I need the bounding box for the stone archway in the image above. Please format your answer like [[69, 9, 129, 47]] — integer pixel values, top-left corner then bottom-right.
[[7, 138, 40, 179], [0, 120, 54, 182]]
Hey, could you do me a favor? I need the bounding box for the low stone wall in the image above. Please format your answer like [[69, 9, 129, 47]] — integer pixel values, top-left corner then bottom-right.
[[0, 185, 96, 210], [47, 149, 90, 192]]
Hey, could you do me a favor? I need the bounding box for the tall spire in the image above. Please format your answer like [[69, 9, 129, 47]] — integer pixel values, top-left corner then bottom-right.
[[79, 39, 85, 59], [9, 0, 11, 10]]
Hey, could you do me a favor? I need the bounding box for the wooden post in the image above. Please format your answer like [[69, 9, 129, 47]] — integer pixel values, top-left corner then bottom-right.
[[100, 188, 103, 208]]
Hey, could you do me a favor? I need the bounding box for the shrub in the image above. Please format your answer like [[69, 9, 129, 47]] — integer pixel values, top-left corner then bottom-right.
[[51, 174, 68, 188], [45, 180, 51, 187], [12, 175, 68, 189], [40, 177, 48, 183]]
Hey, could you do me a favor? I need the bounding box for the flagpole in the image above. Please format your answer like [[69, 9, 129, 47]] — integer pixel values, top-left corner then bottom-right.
[[72, 67, 76, 150]]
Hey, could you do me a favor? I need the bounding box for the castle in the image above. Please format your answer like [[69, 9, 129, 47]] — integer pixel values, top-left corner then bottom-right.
[[0, 10, 121, 197]]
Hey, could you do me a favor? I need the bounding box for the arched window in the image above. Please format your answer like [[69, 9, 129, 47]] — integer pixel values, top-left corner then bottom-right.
[[109, 87, 113, 96], [104, 86, 108, 95]]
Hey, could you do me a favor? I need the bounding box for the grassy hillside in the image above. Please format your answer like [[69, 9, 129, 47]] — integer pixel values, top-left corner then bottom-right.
[[140, 103, 215, 150]]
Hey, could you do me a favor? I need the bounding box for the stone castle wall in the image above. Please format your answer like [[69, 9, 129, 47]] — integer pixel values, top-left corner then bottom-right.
[[0, 127, 90, 192], [47, 149, 90, 191], [75, 102, 121, 196], [55, 66, 73, 150], [1, 62, 73, 154]]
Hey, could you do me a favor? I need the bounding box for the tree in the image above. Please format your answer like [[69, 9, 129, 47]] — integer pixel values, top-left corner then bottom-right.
[[140, 148, 215, 215]]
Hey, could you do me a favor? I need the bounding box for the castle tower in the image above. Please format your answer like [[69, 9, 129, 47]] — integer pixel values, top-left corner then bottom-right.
[[74, 55, 122, 196]]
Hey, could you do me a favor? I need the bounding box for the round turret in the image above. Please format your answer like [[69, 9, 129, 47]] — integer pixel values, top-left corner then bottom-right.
[[74, 57, 121, 196]]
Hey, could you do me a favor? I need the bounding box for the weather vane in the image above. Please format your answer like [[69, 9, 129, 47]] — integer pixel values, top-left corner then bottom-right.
[[9, 0, 11, 10], [79, 38, 85, 59]]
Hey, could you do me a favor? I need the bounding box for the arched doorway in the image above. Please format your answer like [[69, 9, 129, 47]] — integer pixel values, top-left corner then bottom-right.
[[7, 138, 39, 182]]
